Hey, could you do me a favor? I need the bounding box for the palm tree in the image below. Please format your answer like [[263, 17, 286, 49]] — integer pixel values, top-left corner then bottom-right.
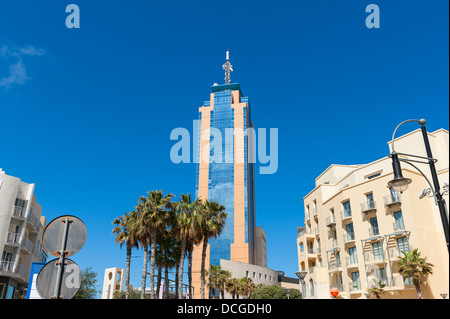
[[141, 190, 174, 299], [239, 277, 256, 299], [225, 277, 240, 299], [112, 211, 139, 299], [398, 248, 434, 299], [135, 197, 152, 299], [368, 279, 388, 299], [174, 194, 199, 299], [217, 268, 231, 299], [196, 200, 227, 299], [206, 264, 221, 298]]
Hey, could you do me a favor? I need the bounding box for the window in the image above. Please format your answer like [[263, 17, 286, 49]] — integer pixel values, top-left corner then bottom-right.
[[367, 172, 381, 179], [372, 242, 383, 260], [394, 211, 405, 230], [351, 271, 361, 290], [390, 187, 400, 202], [366, 193, 375, 209], [370, 217, 379, 236], [397, 237, 410, 255], [376, 268, 387, 285], [346, 223, 355, 241], [343, 200, 352, 217], [349, 247, 358, 264]]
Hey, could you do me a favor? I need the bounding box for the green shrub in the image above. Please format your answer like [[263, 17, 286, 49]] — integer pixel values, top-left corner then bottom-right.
[[250, 285, 287, 299]]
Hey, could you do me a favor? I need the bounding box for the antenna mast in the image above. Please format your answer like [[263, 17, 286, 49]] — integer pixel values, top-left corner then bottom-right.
[[222, 50, 233, 84]]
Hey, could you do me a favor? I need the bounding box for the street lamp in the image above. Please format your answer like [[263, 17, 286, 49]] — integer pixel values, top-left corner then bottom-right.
[[330, 287, 339, 299], [364, 292, 371, 299], [388, 152, 412, 193], [388, 119, 449, 253]]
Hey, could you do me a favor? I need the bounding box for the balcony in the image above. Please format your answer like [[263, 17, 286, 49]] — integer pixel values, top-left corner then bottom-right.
[[364, 251, 384, 263], [12, 206, 27, 218], [343, 232, 355, 244], [345, 257, 359, 269], [325, 216, 336, 228], [388, 247, 410, 260], [384, 194, 401, 207], [0, 260, 14, 272], [6, 232, 21, 244], [368, 227, 380, 237], [27, 213, 42, 234], [361, 201, 377, 213], [348, 282, 362, 293], [0, 260, 28, 281], [340, 210, 352, 222], [297, 227, 314, 239], [328, 260, 342, 270]]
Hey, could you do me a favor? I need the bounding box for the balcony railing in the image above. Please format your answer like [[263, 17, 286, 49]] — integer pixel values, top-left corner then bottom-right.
[[340, 210, 352, 221], [0, 260, 14, 272], [12, 206, 27, 218], [393, 222, 406, 232], [349, 282, 362, 292], [7, 232, 21, 244], [361, 201, 377, 213], [328, 260, 342, 270], [28, 214, 41, 233], [369, 227, 380, 237], [388, 247, 410, 260], [364, 251, 384, 262], [384, 194, 402, 206], [343, 232, 355, 244], [346, 256, 358, 267], [326, 216, 336, 227]]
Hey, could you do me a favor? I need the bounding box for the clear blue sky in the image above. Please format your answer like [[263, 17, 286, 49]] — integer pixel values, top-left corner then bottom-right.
[[1, 0, 448, 295]]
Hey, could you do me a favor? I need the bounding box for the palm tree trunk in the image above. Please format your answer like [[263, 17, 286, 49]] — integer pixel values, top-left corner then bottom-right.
[[414, 283, 422, 299], [141, 243, 149, 299], [200, 237, 208, 299], [175, 262, 179, 299], [126, 245, 131, 299], [157, 264, 162, 298], [164, 263, 169, 299], [187, 247, 193, 298], [178, 239, 186, 299], [150, 230, 157, 299]]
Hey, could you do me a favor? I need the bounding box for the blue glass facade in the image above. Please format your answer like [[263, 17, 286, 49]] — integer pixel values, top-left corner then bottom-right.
[[195, 84, 255, 268]]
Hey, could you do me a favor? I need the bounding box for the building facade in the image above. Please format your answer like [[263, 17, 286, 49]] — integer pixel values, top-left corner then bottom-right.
[[297, 128, 449, 299], [0, 169, 47, 299], [191, 55, 258, 297]]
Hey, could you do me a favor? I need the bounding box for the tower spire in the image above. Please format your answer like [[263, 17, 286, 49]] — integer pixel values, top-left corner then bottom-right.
[[222, 50, 233, 84]]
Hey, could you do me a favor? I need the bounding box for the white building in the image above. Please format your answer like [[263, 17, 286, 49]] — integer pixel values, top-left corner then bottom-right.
[[101, 267, 124, 299], [0, 169, 47, 299]]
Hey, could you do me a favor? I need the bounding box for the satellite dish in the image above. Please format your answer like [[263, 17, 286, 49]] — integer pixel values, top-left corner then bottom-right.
[[213, 83, 219, 86]]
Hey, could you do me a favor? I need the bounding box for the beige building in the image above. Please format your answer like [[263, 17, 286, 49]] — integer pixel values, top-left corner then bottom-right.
[[297, 128, 449, 299], [0, 169, 47, 299], [101, 267, 124, 299]]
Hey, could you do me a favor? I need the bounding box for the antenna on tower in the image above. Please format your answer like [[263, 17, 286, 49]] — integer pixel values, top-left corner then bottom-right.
[[222, 50, 233, 84]]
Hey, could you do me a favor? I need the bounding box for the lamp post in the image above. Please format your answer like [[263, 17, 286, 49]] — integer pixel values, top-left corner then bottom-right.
[[295, 271, 307, 298], [388, 119, 449, 254], [330, 287, 339, 299]]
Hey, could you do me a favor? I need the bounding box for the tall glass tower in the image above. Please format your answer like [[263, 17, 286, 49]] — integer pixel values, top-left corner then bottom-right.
[[192, 52, 256, 298]]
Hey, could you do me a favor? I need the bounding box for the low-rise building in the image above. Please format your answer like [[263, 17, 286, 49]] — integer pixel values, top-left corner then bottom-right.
[[297, 128, 449, 299], [0, 169, 47, 299]]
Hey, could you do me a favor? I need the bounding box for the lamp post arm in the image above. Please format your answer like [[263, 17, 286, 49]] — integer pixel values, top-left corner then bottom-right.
[[390, 119, 423, 153], [399, 159, 438, 205]]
